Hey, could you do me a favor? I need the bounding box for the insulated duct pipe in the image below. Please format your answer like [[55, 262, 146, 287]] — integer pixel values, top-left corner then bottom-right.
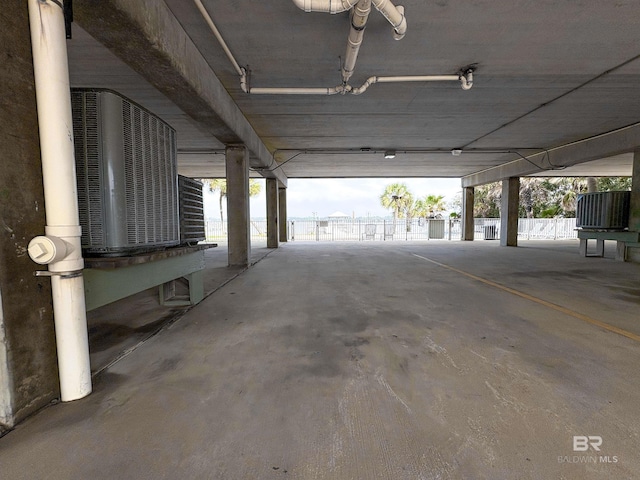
[[342, 0, 372, 84], [27, 0, 92, 401]]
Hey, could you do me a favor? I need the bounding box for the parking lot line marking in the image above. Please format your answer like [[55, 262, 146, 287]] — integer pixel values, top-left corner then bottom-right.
[[412, 253, 640, 343]]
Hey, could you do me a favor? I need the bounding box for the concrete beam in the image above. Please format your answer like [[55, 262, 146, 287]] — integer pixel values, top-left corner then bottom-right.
[[266, 179, 279, 249], [462, 187, 474, 241], [73, 0, 287, 187], [500, 178, 520, 247], [226, 146, 251, 267], [461, 123, 640, 187]]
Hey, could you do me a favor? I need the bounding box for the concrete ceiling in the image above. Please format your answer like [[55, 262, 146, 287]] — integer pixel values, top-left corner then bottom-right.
[[69, 0, 640, 183]]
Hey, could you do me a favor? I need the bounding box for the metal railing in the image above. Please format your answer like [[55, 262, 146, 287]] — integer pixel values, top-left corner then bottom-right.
[[204, 217, 578, 243], [288, 219, 459, 242], [518, 217, 578, 240]]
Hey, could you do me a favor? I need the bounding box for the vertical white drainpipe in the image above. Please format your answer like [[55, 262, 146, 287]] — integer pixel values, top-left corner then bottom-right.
[[28, 0, 92, 401], [342, 0, 372, 84]]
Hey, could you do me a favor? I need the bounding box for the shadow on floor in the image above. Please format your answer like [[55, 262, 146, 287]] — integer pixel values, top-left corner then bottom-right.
[[87, 243, 273, 374]]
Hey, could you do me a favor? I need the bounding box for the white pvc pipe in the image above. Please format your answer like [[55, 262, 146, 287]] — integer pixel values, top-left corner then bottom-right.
[[249, 86, 343, 95], [28, 0, 92, 402], [342, 0, 372, 83], [371, 0, 406, 39], [292, 0, 359, 14], [460, 70, 473, 90], [195, 0, 465, 96], [351, 74, 461, 94], [293, 0, 406, 38], [376, 75, 460, 82], [193, 0, 245, 77]]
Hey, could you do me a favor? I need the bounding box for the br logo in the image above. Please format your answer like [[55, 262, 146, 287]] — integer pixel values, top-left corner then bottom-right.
[[573, 436, 602, 452]]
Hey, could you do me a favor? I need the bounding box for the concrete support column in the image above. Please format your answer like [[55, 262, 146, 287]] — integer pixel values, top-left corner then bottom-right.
[[462, 187, 475, 241], [630, 149, 640, 232], [500, 177, 520, 247], [0, 1, 59, 431], [278, 186, 288, 243], [226, 146, 251, 267], [266, 178, 279, 249]]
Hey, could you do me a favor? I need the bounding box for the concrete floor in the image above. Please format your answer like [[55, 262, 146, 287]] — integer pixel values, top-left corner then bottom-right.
[[87, 242, 273, 373], [1, 240, 639, 479]]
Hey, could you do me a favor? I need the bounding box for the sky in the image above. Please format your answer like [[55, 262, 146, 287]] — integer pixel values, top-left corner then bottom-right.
[[203, 178, 463, 220]]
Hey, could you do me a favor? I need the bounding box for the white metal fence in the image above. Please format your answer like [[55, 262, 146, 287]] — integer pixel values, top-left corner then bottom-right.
[[472, 218, 578, 241], [205, 218, 578, 242], [288, 219, 459, 242]]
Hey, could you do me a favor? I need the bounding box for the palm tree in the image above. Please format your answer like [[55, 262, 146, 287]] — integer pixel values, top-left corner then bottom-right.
[[405, 198, 425, 232], [474, 182, 501, 218], [202, 178, 262, 222], [411, 198, 428, 219], [422, 194, 446, 218], [380, 183, 412, 232]]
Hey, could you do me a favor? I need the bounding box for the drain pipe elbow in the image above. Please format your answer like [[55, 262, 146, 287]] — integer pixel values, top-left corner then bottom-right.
[[460, 70, 474, 90], [391, 5, 406, 40], [372, 0, 407, 40], [240, 67, 249, 93], [351, 76, 378, 95]]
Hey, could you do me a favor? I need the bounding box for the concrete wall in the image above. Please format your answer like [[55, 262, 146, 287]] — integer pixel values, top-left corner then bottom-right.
[[0, 2, 59, 432]]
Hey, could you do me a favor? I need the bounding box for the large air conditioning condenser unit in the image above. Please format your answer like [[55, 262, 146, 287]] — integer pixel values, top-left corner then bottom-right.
[[71, 89, 180, 255], [576, 191, 630, 230]]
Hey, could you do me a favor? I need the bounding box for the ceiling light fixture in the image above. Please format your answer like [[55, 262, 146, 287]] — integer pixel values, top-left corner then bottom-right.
[[384, 150, 396, 159]]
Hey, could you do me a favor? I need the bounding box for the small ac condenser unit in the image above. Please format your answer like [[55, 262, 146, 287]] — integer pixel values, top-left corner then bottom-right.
[[178, 176, 206, 245], [71, 89, 179, 254]]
